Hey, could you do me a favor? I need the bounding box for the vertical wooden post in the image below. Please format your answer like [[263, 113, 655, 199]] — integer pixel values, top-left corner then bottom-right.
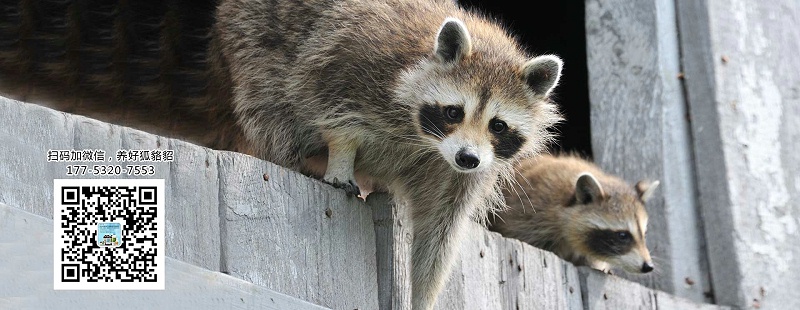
[[585, 0, 711, 302], [677, 0, 800, 308]]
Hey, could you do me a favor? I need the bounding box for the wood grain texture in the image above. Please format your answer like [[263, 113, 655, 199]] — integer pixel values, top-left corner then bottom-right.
[[435, 223, 583, 310], [656, 292, 730, 310], [677, 0, 800, 308], [0, 96, 733, 310], [0, 97, 380, 308], [580, 267, 730, 310], [369, 193, 413, 310], [0, 203, 330, 310], [0, 98, 221, 271], [0, 99, 74, 217], [585, 0, 711, 302], [217, 151, 379, 310], [580, 268, 655, 310], [164, 138, 221, 271]]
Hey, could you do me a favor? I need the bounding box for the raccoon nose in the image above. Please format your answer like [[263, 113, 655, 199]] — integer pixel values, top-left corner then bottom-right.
[[641, 262, 654, 273], [455, 149, 480, 169]]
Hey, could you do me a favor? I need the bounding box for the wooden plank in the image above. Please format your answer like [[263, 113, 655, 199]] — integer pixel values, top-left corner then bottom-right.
[[0, 95, 742, 310], [217, 152, 379, 310], [369, 193, 413, 310], [579, 268, 730, 310], [0, 203, 330, 310], [0, 96, 379, 308], [0, 99, 73, 218], [676, 0, 800, 308], [0, 98, 222, 271], [435, 223, 583, 309], [655, 292, 730, 310], [579, 268, 655, 310], [163, 138, 221, 271], [585, 0, 711, 302]]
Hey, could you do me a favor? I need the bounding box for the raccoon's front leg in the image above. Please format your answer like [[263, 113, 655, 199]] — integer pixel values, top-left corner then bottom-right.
[[410, 196, 473, 310], [589, 259, 613, 274], [322, 136, 360, 196]]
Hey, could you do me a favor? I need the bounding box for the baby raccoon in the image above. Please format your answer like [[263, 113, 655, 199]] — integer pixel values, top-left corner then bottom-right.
[[489, 154, 659, 274], [215, 0, 563, 308]]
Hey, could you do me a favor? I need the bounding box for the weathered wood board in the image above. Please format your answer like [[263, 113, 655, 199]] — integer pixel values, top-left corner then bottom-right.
[[0, 98, 221, 271], [434, 223, 583, 310], [0, 97, 380, 309], [676, 0, 800, 308], [0, 96, 732, 310], [0, 203, 330, 310], [217, 151, 380, 310], [585, 0, 711, 302]]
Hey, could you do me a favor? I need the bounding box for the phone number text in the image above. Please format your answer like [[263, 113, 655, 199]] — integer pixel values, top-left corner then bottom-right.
[[65, 165, 156, 176]]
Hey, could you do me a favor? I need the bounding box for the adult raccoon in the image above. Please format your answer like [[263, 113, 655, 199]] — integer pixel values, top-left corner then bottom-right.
[[0, 1, 564, 308]]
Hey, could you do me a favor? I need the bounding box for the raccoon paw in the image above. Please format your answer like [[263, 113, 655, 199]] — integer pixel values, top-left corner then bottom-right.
[[325, 177, 361, 197]]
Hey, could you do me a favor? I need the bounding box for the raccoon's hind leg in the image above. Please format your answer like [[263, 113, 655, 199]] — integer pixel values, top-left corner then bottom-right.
[[322, 135, 361, 196]]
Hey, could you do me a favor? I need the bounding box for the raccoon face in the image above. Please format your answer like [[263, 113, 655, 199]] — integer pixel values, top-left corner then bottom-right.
[[571, 173, 660, 273], [416, 101, 528, 173], [400, 18, 562, 173]]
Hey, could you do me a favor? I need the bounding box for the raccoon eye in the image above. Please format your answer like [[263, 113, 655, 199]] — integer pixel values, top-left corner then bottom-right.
[[490, 119, 507, 133], [444, 106, 463, 121], [616, 231, 632, 242]]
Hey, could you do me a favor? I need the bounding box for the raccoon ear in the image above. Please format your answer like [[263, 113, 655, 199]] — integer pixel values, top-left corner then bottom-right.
[[574, 173, 604, 204], [636, 180, 660, 202], [434, 17, 472, 63], [521, 55, 563, 96]]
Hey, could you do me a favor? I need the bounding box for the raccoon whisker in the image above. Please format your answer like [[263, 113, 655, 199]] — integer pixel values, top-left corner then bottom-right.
[[384, 135, 437, 161], [646, 257, 667, 277], [390, 135, 431, 146], [417, 114, 447, 140], [407, 147, 436, 166], [496, 156, 539, 214], [508, 166, 534, 213], [391, 139, 429, 148], [489, 212, 507, 224], [512, 165, 536, 208], [417, 152, 441, 169], [649, 255, 668, 268], [497, 167, 524, 210]]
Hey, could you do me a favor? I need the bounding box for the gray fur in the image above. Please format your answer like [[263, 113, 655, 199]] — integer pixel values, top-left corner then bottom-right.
[[0, 0, 563, 308], [214, 0, 562, 308]]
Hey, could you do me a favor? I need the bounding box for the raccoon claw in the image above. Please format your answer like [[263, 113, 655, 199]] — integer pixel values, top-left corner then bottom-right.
[[326, 178, 361, 196]]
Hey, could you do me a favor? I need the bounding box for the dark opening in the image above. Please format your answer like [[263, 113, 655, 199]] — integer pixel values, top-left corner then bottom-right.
[[458, 0, 592, 158]]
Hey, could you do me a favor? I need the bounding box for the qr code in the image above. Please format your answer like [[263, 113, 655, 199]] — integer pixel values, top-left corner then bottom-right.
[[53, 179, 165, 290]]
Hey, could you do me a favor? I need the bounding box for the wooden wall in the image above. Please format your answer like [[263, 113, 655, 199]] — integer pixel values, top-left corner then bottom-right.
[[587, 0, 800, 308], [0, 98, 727, 309]]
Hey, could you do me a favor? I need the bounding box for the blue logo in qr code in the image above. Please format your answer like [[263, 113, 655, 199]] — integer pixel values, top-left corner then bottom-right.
[[54, 179, 165, 290], [97, 222, 122, 248]]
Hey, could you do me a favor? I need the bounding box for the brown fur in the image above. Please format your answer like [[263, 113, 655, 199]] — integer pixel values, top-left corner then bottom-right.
[[213, 1, 563, 307], [490, 154, 658, 274], [0, 1, 564, 308]]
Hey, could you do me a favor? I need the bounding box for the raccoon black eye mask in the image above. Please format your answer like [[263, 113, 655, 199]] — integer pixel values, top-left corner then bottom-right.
[[216, 2, 563, 307], [586, 229, 635, 257]]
